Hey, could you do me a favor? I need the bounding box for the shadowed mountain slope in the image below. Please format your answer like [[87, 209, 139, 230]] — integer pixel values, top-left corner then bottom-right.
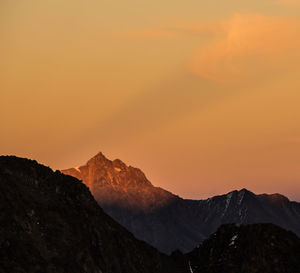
[[0, 156, 187, 273], [186, 223, 300, 273], [63, 152, 300, 254]]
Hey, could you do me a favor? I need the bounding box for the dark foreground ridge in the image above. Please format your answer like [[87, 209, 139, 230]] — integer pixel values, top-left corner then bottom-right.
[[63, 152, 300, 254], [0, 156, 186, 273], [187, 223, 300, 273], [1, 155, 300, 273]]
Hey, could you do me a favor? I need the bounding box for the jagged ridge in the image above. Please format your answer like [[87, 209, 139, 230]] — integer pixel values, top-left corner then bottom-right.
[[63, 152, 300, 254], [62, 152, 176, 212]]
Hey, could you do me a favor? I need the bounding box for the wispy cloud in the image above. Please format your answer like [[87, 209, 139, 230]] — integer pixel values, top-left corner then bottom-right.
[[117, 13, 300, 83], [189, 14, 300, 82]]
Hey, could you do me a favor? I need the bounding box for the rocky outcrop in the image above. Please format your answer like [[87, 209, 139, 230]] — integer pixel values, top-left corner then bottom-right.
[[0, 156, 186, 273]]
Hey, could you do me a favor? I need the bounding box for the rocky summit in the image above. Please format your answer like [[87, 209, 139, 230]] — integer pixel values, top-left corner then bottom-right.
[[62, 152, 176, 212], [63, 152, 300, 254], [0, 156, 186, 273]]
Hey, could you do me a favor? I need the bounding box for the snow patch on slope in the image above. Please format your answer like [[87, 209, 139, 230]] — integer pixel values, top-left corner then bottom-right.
[[188, 261, 194, 273], [237, 190, 245, 205], [222, 192, 233, 217], [229, 234, 238, 246]]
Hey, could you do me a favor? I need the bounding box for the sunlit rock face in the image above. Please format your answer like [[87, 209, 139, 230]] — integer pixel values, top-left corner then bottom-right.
[[0, 156, 184, 273], [186, 223, 300, 273], [62, 152, 176, 212], [63, 152, 300, 254]]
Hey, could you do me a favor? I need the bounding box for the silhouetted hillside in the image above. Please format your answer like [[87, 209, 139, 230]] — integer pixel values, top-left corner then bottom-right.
[[0, 156, 186, 273]]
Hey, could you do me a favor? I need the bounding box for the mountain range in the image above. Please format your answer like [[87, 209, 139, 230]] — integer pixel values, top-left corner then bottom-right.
[[1, 155, 299, 273], [62, 152, 300, 254]]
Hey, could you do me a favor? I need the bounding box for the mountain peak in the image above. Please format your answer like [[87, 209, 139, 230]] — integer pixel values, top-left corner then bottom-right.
[[229, 188, 253, 195], [239, 188, 250, 193], [86, 152, 132, 172], [63, 152, 153, 189], [229, 189, 290, 203], [86, 151, 111, 164], [223, 188, 254, 204], [62, 152, 176, 212]]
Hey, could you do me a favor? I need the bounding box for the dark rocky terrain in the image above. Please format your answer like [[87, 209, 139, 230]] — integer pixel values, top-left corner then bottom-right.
[[63, 152, 300, 254], [1, 155, 300, 273], [0, 156, 187, 273], [186, 223, 300, 273]]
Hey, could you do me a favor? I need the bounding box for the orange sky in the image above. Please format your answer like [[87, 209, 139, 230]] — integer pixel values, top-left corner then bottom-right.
[[1, 0, 300, 200]]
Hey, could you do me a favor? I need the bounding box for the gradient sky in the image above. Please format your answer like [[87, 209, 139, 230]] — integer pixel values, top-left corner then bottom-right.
[[1, 0, 300, 200]]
